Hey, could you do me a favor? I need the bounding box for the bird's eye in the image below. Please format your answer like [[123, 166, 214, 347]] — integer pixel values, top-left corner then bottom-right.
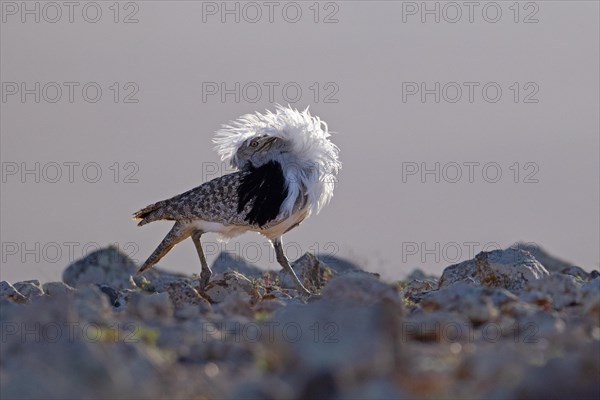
[[250, 140, 259, 147]]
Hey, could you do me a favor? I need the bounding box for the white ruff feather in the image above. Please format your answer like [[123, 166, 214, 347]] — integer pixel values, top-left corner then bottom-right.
[[213, 105, 341, 218]]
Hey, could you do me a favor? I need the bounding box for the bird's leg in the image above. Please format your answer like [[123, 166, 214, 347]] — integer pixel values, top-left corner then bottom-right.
[[191, 230, 212, 289], [272, 238, 310, 296], [137, 221, 190, 275]]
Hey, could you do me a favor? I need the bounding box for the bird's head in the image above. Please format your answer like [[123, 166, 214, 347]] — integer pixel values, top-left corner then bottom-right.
[[213, 105, 341, 217], [232, 135, 289, 169]]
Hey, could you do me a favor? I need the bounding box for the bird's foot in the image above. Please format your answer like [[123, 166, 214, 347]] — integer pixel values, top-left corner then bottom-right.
[[199, 268, 212, 290]]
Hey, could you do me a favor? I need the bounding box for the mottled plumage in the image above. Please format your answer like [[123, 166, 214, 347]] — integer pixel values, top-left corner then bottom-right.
[[134, 105, 341, 295]]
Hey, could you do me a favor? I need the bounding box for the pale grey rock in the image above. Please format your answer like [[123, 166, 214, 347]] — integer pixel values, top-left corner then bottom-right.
[[527, 274, 582, 309], [0, 281, 27, 304], [420, 283, 506, 325], [62, 246, 138, 290], [510, 242, 574, 272], [438, 258, 478, 288], [204, 271, 260, 305], [439, 249, 549, 293], [477, 249, 549, 292], [321, 273, 402, 307]]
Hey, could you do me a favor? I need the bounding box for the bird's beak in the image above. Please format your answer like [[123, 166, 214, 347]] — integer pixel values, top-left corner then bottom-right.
[[260, 137, 277, 151]]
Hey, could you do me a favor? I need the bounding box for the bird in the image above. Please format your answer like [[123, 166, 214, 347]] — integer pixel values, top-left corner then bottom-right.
[[133, 105, 341, 295]]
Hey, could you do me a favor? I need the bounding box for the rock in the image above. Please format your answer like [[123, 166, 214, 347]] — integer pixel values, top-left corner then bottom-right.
[[62, 246, 138, 290], [526, 274, 582, 309], [401, 279, 437, 303], [74, 284, 112, 323], [0, 281, 28, 304], [165, 281, 211, 310], [212, 251, 265, 279], [13, 280, 44, 299], [439, 249, 549, 293], [512, 341, 600, 399], [204, 271, 260, 305], [268, 302, 402, 380], [318, 254, 367, 275], [560, 265, 590, 280], [253, 298, 287, 315], [419, 283, 510, 325], [403, 311, 471, 342], [138, 268, 192, 293], [279, 252, 322, 292], [321, 273, 403, 307], [97, 284, 121, 307], [407, 268, 439, 282], [477, 249, 549, 292], [510, 242, 574, 272], [126, 291, 174, 320], [580, 278, 600, 316], [42, 281, 76, 296], [215, 292, 254, 318]]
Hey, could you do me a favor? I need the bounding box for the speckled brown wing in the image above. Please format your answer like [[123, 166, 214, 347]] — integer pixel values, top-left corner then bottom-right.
[[133, 171, 253, 226]]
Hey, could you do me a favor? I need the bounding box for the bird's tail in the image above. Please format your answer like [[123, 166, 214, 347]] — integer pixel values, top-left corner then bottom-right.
[[137, 221, 191, 274], [133, 200, 167, 226]]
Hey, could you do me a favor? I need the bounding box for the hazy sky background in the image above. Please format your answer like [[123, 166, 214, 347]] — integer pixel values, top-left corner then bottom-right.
[[1, 1, 599, 284]]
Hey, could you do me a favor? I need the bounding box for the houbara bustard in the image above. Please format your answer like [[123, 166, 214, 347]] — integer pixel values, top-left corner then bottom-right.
[[133, 105, 341, 295]]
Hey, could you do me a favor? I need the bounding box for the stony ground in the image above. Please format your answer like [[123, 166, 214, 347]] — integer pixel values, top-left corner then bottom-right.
[[1, 244, 598, 399]]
